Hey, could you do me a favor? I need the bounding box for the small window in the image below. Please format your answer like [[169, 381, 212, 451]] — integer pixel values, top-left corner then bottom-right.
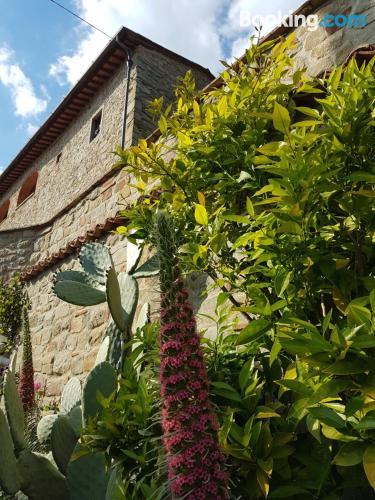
[[0, 199, 10, 224], [56, 152, 62, 163], [90, 110, 102, 142], [17, 171, 38, 206]]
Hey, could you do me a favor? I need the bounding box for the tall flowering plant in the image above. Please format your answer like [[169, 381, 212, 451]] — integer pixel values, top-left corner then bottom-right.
[[154, 212, 228, 500], [18, 305, 35, 413]]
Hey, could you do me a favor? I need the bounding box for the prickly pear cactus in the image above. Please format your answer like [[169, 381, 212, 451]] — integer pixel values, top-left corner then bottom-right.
[[53, 238, 159, 370], [61, 377, 81, 414], [0, 359, 123, 499], [0, 372, 70, 500], [37, 414, 59, 445], [36, 377, 82, 450], [0, 408, 21, 495], [82, 361, 117, 423], [4, 371, 25, 452], [66, 445, 109, 500], [51, 415, 78, 474]]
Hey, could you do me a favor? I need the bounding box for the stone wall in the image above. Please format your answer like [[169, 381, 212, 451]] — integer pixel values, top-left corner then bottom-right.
[[0, 228, 38, 278], [0, 40, 213, 402], [0, 62, 132, 231], [132, 45, 213, 143], [2, 0, 375, 402], [287, 0, 375, 76]]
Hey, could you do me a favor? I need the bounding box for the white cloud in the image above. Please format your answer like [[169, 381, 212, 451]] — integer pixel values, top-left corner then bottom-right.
[[49, 0, 306, 86], [26, 123, 39, 136], [0, 46, 48, 117], [49, 0, 228, 84], [230, 36, 251, 60]]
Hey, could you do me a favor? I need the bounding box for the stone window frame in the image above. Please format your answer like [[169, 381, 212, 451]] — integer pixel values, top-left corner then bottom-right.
[[89, 108, 103, 143], [0, 199, 10, 224], [17, 171, 38, 208]]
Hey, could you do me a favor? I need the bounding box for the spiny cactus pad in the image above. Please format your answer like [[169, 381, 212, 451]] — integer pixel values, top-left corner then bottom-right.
[[36, 414, 59, 445], [61, 377, 81, 414], [54, 270, 91, 285], [0, 409, 21, 494], [106, 321, 123, 369], [82, 361, 117, 423], [17, 449, 69, 500], [51, 416, 78, 474], [118, 272, 139, 331], [79, 243, 112, 288], [106, 269, 138, 332], [132, 254, 160, 278], [4, 371, 25, 452], [66, 446, 109, 500], [67, 406, 83, 438], [126, 240, 143, 273], [53, 280, 106, 306], [95, 336, 110, 366]]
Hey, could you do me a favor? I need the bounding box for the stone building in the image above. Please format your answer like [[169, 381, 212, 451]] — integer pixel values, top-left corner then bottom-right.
[[0, 27, 213, 399], [0, 0, 375, 400]]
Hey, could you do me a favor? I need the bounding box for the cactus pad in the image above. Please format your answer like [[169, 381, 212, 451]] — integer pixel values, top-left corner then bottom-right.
[[53, 280, 106, 306], [79, 243, 112, 288], [36, 414, 58, 445], [126, 240, 143, 273], [82, 362, 117, 422], [106, 321, 123, 369], [17, 449, 69, 500], [66, 446, 109, 500], [95, 336, 110, 366], [51, 416, 78, 474], [106, 269, 138, 332], [4, 371, 25, 452], [54, 270, 91, 285], [0, 409, 21, 494], [67, 406, 83, 438], [61, 377, 81, 414], [132, 254, 160, 278]]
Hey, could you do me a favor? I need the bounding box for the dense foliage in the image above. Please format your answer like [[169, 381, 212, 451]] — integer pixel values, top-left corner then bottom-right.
[[113, 35, 375, 498], [0, 274, 26, 350]]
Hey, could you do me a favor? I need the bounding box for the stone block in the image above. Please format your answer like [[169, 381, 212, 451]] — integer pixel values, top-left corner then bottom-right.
[[89, 309, 107, 329], [71, 355, 84, 375], [83, 348, 99, 372], [45, 377, 64, 397], [53, 352, 71, 375], [88, 326, 104, 346], [41, 328, 52, 345], [66, 334, 78, 351], [71, 315, 84, 333]]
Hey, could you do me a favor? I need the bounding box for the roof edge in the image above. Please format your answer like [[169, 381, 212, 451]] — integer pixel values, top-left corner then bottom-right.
[[0, 26, 214, 197]]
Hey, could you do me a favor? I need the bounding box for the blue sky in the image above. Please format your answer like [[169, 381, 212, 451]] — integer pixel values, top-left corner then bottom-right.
[[0, 0, 303, 171]]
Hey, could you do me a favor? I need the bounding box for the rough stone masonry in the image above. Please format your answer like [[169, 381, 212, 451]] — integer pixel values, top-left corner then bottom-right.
[[0, 1, 375, 402]]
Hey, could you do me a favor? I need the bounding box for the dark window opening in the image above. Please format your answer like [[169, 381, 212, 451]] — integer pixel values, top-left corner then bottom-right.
[[56, 152, 62, 163], [90, 110, 102, 142], [17, 171, 38, 206], [0, 199, 10, 224]]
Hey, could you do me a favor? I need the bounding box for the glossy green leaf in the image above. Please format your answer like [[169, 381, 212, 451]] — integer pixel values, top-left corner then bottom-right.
[[308, 406, 346, 429], [273, 102, 291, 134], [194, 204, 208, 225], [236, 319, 272, 345], [333, 442, 367, 466]]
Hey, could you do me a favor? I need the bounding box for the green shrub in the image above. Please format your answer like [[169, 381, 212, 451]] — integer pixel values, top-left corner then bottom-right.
[[114, 35, 375, 498]]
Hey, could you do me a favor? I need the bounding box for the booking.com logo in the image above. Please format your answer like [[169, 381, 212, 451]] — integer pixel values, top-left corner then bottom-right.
[[240, 10, 367, 32]]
